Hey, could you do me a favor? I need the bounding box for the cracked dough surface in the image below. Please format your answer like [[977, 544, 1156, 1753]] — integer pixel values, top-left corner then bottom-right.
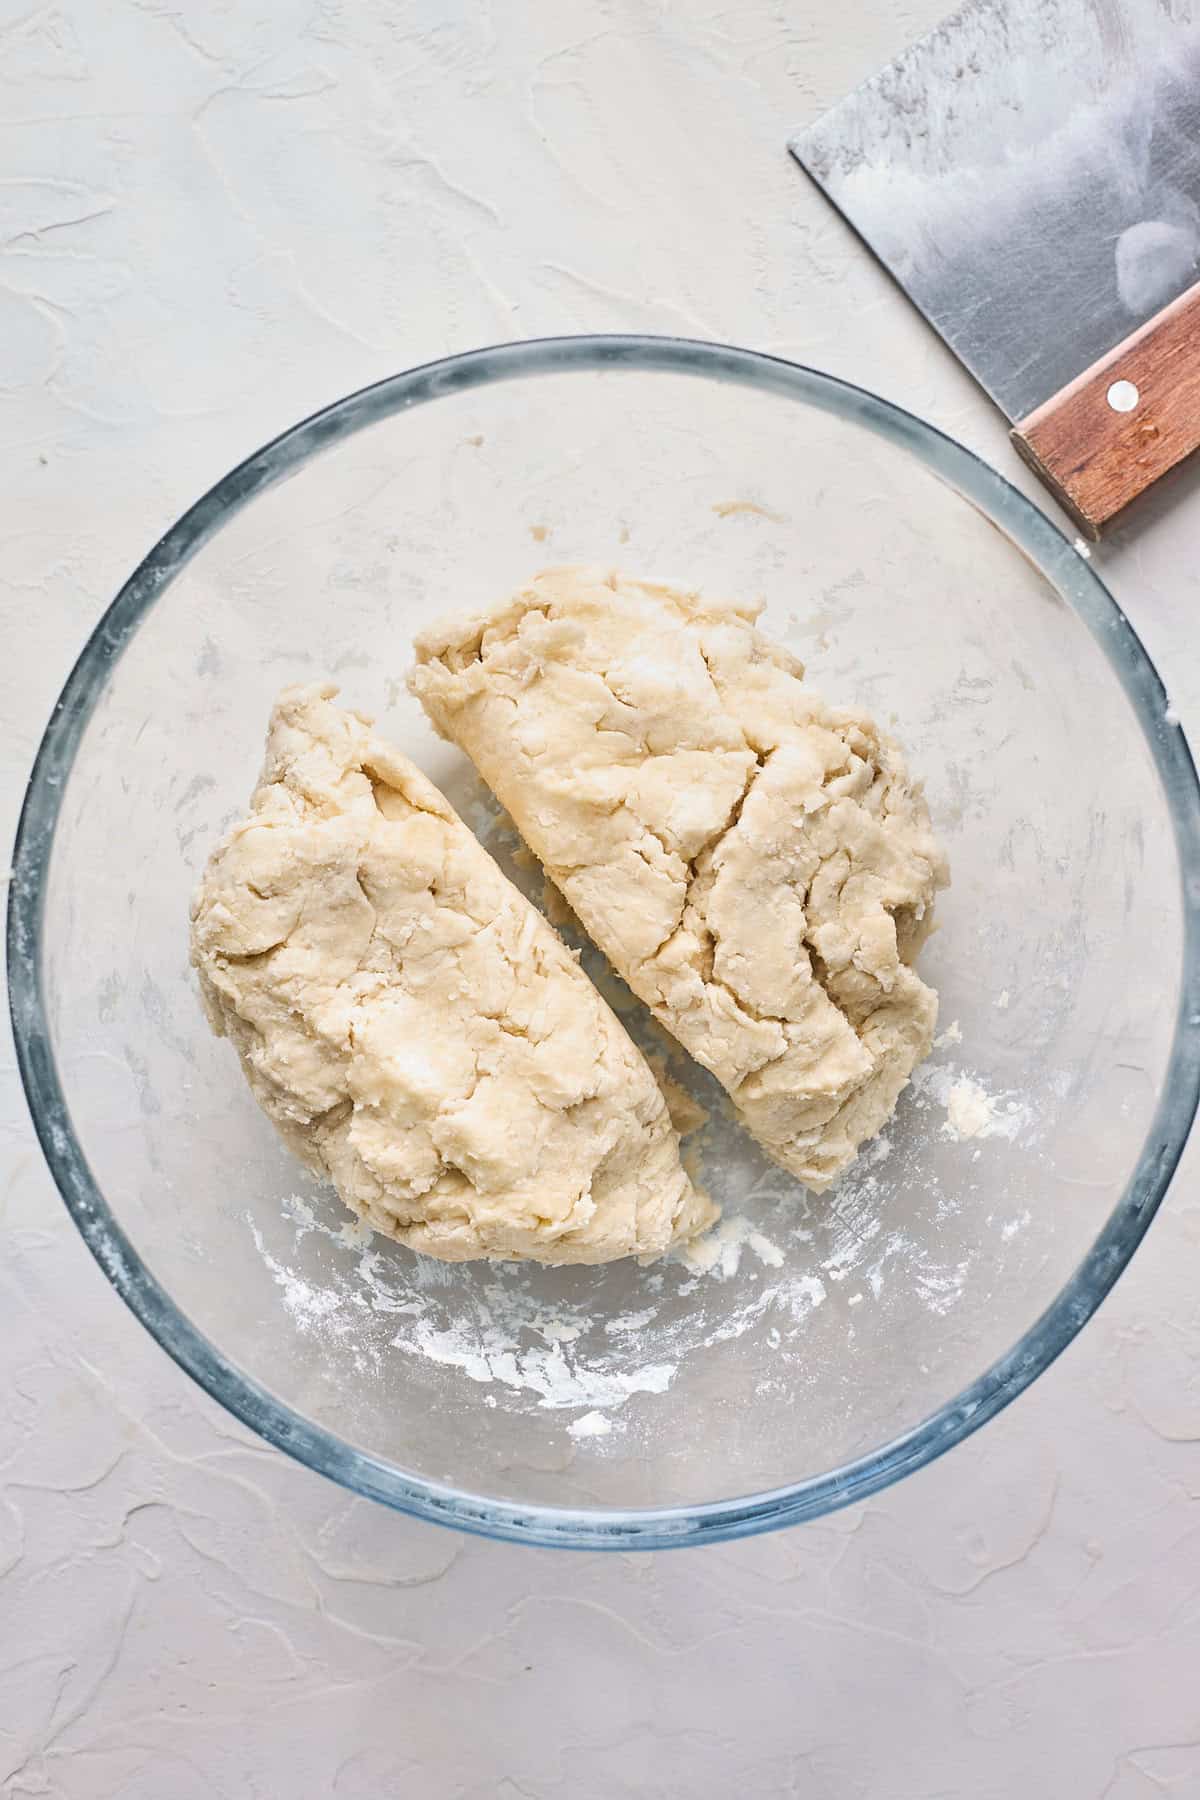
[[189, 684, 714, 1264], [412, 568, 949, 1190]]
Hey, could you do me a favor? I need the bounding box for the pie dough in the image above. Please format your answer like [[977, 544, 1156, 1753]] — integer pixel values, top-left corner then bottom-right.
[[190, 684, 715, 1263], [412, 569, 948, 1190]]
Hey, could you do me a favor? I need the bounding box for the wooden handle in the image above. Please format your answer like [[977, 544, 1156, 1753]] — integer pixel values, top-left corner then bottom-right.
[[1012, 278, 1200, 536]]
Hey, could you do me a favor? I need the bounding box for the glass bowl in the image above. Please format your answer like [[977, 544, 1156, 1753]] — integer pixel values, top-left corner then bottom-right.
[[9, 337, 1200, 1549]]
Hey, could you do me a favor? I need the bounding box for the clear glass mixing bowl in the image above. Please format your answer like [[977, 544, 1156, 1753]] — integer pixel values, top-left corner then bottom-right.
[[9, 337, 1200, 1548]]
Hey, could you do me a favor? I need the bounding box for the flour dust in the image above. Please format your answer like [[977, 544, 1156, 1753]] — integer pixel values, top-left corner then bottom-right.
[[243, 1014, 1047, 1454]]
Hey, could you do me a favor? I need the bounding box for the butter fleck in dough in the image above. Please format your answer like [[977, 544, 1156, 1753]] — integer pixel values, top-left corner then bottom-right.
[[412, 569, 949, 1190], [190, 684, 715, 1263]]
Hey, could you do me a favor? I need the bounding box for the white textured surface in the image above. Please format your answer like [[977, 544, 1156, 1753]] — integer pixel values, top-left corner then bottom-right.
[[3, 3, 1200, 1794]]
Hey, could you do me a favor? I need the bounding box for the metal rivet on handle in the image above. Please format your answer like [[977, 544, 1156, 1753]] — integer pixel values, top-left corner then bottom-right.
[[1107, 379, 1140, 413]]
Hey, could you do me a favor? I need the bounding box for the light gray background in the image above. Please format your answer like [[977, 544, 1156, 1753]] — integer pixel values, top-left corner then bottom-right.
[[3, 3, 1199, 1795]]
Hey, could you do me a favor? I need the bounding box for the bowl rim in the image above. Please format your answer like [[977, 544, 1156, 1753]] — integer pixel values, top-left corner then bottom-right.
[[9, 333, 1200, 1550]]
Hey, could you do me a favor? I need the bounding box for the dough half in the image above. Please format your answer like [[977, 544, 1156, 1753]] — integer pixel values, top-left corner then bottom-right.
[[190, 684, 715, 1263], [412, 569, 949, 1190]]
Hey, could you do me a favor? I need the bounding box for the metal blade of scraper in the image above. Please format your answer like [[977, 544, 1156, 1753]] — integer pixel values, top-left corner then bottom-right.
[[791, 0, 1200, 534]]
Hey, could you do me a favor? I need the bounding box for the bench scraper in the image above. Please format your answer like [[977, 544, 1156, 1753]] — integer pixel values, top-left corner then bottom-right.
[[790, 0, 1200, 535]]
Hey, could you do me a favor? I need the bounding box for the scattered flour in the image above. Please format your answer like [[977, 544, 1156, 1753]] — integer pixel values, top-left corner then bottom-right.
[[248, 1189, 828, 1429], [675, 1214, 786, 1279], [945, 1078, 997, 1140], [749, 1231, 785, 1269], [605, 1308, 658, 1335], [913, 1061, 1031, 1144], [243, 1018, 1045, 1438], [248, 1222, 345, 1330], [404, 1321, 677, 1410], [568, 1411, 613, 1440]]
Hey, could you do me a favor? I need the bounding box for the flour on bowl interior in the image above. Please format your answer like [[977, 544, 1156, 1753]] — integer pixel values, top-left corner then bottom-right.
[[242, 1036, 1043, 1445]]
